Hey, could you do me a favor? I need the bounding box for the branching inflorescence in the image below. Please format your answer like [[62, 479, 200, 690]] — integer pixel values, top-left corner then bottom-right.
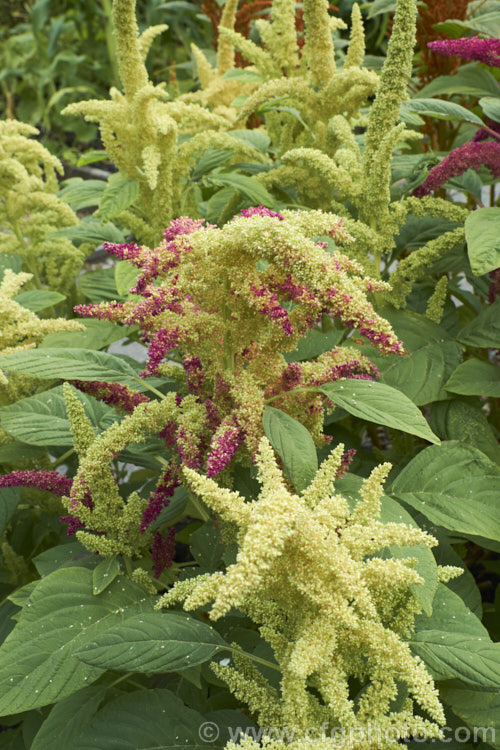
[[0, 269, 83, 394], [0, 120, 85, 290], [64, 208, 402, 565], [62, 0, 269, 245], [158, 438, 457, 747]]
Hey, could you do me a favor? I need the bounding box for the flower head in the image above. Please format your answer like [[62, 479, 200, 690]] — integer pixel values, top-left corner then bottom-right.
[[158, 438, 452, 741], [428, 36, 500, 67]]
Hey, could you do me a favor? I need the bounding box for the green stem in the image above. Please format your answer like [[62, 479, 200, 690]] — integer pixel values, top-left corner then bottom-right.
[[101, 0, 121, 89], [11, 219, 43, 288], [107, 672, 140, 689], [53, 447, 75, 468], [133, 377, 167, 400], [222, 276, 235, 374], [189, 493, 210, 522], [225, 645, 281, 674], [153, 454, 170, 468]]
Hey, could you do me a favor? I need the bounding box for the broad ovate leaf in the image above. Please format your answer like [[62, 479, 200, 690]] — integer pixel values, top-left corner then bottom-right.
[[75, 612, 226, 673], [353, 310, 461, 405], [457, 299, 500, 348], [263, 406, 318, 492], [401, 98, 485, 127], [439, 686, 500, 749], [446, 359, 500, 398], [98, 173, 139, 222], [60, 688, 241, 750], [465, 207, 500, 276], [390, 441, 500, 545], [0, 488, 20, 536], [0, 348, 141, 389], [319, 380, 440, 443], [0, 385, 115, 447], [14, 290, 66, 312], [92, 557, 121, 595], [411, 585, 500, 688], [0, 568, 154, 715], [30, 686, 108, 750]]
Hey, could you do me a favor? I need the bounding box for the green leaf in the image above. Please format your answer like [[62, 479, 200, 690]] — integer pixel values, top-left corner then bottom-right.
[[92, 557, 121, 595], [0, 442, 46, 463], [206, 173, 274, 207], [76, 150, 108, 167], [78, 267, 121, 303], [75, 612, 226, 673], [0, 728, 26, 749], [391, 441, 500, 544], [222, 68, 264, 82], [33, 542, 99, 577], [192, 150, 234, 180], [229, 129, 270, 154], [9, 580, 39, 608], [0, 385, 116, 447], [98, 173, 139, 223], [0, 255, 22, 283], [14, 290, 66, 312], [401, 98, 485, 127], [31, 686, 107, 750], [434, 11, 500, 39], [285, 325, 344, 363], [354, 310, 462, 405], [40, 319, 133, 351], [190, 521, 223, 571], [446, 359, 500, 398], [439, 686, 500, 749], [51, 217, 126, 246], [263, 406, 318, 492], [417, 66, 500, 100], [465, 207, 500, 276], [433, 532, 482, 618], [411, 585, 500, 688], [58, 688, 233, 750], [457, 299, 500, 348], [114, 261, 140, 297], [149, 485, 188, 530], [318, 380, 440, 443], [230, 94, 249, 107], [30, 0, 50, 32], [0, 488, 20, 536], [382, 499, 438, 616], [446, 168, 484, 202], [430, 398, 500, 465], [205, 186, 237, 224], [0, 600, 19, 646], [0, 348, 141, 388], [0, 568, 154, 715], [367, 0, 396, 17], [480, 96, 500, 124], [58, 178, 106, 211]]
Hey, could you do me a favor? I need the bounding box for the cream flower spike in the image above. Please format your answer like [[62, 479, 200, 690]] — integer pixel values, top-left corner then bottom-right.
[[157, 438, 449, 743]]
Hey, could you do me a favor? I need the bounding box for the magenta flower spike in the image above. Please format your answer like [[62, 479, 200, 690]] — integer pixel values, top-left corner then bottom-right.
[[413, 140, 500, 197], [427, 36, 500, 67], [0, 470, 73, 497]]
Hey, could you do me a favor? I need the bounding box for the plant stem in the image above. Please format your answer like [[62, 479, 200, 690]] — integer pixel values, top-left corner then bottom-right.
[[133, 377, 166, 400], [225, 645, 281, 673], [53, 447, 75, 468], [11, 219, 43, 289]]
